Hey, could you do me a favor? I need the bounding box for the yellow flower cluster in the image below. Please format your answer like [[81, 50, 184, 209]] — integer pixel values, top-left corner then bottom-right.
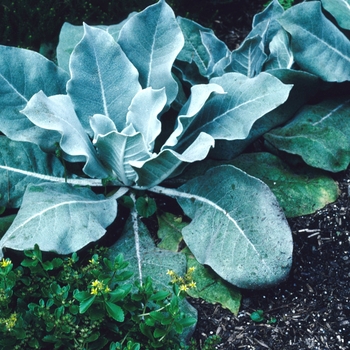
[[90, 279, 111, 295], [166, 267, 197, 292], [0, 312, 17, 331], [0, 258, 11, 268]]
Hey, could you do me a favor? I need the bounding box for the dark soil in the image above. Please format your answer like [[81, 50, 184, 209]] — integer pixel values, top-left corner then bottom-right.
[[190, 168, 350, 349], [188, 3, 350, 349]]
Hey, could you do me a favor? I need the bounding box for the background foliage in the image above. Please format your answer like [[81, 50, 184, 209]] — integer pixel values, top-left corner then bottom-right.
[[0, 0, 267, 50]]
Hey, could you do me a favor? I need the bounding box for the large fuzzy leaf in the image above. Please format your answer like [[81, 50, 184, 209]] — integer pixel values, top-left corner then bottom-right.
[[174, 72, 291, 150], [0, 183, 117, 258], [163, 83, 225, 150], [264, 29, 294, 70], [132, 132, 215, 188], [56, 17, 135, 73], [231, 153, 339, 218], [118, 0, 184, 106], [176, 17, 230, 79], [0, 137, 65, 208], [154, 165, 293, 289], [264, 96, 350, 172], [176, 17, 212, 77], [279, 1, 350, 82], [21, 91, 109, 179], [92, 128, 152, 186], [249, 0, 284, 50], [321, 0, 350, 30], [210, 69, 320, 159], [0, 46, 69, 149], [67, 24, 141, 133], [125, 87, 166, 150], [228, 35, 267, 77]]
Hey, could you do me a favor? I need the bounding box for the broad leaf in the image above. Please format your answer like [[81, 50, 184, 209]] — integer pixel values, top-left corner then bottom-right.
[[163, 83, 224, 150], [253, 0, 284, 29], [203, 72, 291, 141], [157, 212, 186, 251], [201, 31, 231, 78], [279, 1, 350, 82], [126, 87, 166, 150], [186, 255, 241, 315], [67, 24, 141, 133], [21, 91, 109, 179], [159, 165, 293, 289], [131, 132, 215, 188], [264, 96, 350, 172], [118, 0, 184, 106], [249, 0, 284, 51], [211, 69, 320, 159], [56, 16, 135, 72], [176, 16, 212, 77], [227, 35, 267, 77], [264, 29, 294, 70], [0, 137, 65, 208], [176, 17, 230, 79], [93, 128, 152, 186], [322, 0, 350, 30], [0, 46, 69, 146], [231, 153, 339, 218], [0, 182, 117, 258]]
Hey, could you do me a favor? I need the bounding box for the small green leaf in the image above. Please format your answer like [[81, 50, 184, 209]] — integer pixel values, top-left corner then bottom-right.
[[79, 295, 96, 314], [145, 317, 156, 327], [139, 323, 153, 339], [149, 290, 170, 302], [135, 196, 157, 218], [109, 285, 132, 303], [114, 270, 134, 282], [153, 327, 167, 339], [20, 258, 38, 267], [73, 290, 91, 302], [105, 301, 124, 322], [176, 316, 197, 328], [250, 309, 265, 322], [0, 214, 16, 238], [149, 311, 166, 322], [119, 195, 135, 209], [42, 261, 54, 271], [157, 212, 187, 251]]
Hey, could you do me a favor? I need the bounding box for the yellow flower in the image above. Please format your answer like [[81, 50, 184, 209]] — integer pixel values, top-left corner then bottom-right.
[[166, 269, 175, 276], [0, 258, 11, 268], [89, 258, 98, 265], [179, 284, 188, 292], [91, 287, 99, 295], [0, 313, 17, 331], [188, 267, 196, 273], [90, 279, 110, 295], [91, 279, 102, 288], [188, 280, 197, 289]]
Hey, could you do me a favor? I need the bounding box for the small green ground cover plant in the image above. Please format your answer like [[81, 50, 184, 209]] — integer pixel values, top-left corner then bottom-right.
[[0, 0, 350, 346], [0, 244, 198, 349]]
